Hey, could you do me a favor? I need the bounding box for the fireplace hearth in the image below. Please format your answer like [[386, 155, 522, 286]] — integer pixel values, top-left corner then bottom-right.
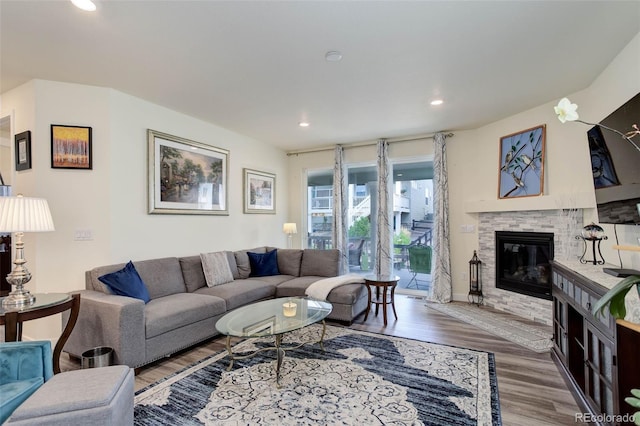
[[495, 231, 554, 300]]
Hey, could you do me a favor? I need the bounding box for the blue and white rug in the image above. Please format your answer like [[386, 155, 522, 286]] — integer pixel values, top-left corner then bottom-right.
[[134, 325, 501, 425]]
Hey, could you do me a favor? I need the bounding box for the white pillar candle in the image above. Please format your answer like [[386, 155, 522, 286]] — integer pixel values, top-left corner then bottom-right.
[[283, 302, 297, 317]]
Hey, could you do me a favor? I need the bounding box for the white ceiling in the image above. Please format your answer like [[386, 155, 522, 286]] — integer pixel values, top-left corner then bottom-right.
[[1, 1, 639, 151]]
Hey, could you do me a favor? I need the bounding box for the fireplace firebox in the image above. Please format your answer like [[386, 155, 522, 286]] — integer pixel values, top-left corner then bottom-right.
[[495, 231, 554, 300]]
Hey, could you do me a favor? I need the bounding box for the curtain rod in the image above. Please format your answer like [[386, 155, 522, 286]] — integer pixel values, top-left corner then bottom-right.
[[286, 132, 454, 156]]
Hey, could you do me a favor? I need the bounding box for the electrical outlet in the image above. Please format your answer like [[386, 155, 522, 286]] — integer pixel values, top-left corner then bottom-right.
[[460, 224, 476, 233], [74, 229, 93, 241]]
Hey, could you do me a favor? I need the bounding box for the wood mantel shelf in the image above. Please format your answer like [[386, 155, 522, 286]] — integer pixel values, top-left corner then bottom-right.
[[612, 244, 640, 252]]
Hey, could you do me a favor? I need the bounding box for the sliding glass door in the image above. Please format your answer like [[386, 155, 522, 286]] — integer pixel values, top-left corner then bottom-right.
[[306, 158, 434, 295], [391, 160, 434, 296]]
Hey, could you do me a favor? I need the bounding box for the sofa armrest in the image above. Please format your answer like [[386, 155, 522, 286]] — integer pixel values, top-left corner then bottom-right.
[[62, 290, 145, 368]]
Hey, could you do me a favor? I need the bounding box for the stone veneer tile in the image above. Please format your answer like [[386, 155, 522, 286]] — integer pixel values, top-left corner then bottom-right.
[[477, 209, 583, 326]]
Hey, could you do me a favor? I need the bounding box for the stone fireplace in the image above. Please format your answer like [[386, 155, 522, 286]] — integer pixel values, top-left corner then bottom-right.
[[477, 209, 582, 326]]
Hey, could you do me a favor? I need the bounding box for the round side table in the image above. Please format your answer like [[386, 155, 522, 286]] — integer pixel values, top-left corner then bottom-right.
[[363, 274, 399, 326], [0, 293, 80, 374]]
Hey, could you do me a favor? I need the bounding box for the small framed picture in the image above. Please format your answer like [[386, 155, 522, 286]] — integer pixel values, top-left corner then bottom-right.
[[15, 131, 32, 171], [51, 125, 92, 169], [244, 168, 276, 214], [498, 124, 545, 199]]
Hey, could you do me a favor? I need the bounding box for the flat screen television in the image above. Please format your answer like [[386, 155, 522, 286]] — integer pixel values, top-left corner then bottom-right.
[[589, 92, 640, 225]]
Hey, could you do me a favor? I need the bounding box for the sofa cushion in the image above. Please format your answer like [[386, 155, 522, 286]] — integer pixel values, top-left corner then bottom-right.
[[145, 294, 226, 338], [180, 253, 237, 292], [234, 247, 266, 279], [300, 249, 340, 277], [200, 252, 234, 286], [134, 257, 186, 299], [276, 276, 365, 305], [275, 249, 303, 276], [179, 256, 207, 293], [98, 261, 151, 303], [194, 279, 277, 311], [248, 250, 279, 277], [89, 258, 186, 299]]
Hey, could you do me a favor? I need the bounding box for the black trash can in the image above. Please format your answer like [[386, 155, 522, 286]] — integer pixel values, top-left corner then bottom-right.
[[81, 346, 113, 368]]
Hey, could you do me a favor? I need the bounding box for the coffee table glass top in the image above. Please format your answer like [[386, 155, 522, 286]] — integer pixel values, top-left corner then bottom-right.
[[215, 297, 332, 338]]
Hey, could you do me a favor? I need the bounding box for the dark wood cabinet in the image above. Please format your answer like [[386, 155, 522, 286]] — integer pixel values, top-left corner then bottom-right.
[[552, 261, 639, 426]]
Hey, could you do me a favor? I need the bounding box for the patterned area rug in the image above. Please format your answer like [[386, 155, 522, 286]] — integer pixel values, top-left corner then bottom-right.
[[134, 325, 501, 425], [427, 302, 553, 353]]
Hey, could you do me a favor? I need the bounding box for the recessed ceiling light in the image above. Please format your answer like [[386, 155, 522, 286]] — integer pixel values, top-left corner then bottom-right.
[[299, 122, 310, 128], [430, 99, 444, 106], [325, 51, 343, 62], [71, 0, 97, 11]]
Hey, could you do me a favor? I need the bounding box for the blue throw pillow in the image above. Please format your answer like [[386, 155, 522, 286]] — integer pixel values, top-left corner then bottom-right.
[[248, 250, 280, 277], [98, 261, 151, 303]]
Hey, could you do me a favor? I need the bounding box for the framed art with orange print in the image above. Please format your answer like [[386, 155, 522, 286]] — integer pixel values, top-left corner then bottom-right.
[[51, 124, 92, 170]]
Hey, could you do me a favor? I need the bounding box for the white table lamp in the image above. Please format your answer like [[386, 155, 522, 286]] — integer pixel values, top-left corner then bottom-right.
[[0, 195, 55, 307], [283, 223, 297, 249]]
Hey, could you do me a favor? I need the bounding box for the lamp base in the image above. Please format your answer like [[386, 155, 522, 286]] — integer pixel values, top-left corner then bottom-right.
[[2, 288, 36, 308]]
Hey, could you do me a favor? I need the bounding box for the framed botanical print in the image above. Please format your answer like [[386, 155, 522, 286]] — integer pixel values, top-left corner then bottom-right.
[[498, 124, 545, 199], [15, 130, 32, 171], [148, 129, 229, 215], [243, 168, 276, 214]]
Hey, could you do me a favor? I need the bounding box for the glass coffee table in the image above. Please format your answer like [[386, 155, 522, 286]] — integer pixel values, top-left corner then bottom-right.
[[215, 297, 332, 385]]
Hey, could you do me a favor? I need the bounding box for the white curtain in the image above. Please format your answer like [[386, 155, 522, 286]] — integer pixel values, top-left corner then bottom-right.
[[332, 145, 349, 274], [431, 132, 452, 302], [375, 139, 393, 277]]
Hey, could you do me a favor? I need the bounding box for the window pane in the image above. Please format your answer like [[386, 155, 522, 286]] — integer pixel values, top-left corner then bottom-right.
[[307, 169, 333, 249]]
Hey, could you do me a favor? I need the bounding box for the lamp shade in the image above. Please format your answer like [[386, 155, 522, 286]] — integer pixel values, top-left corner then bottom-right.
[[0, 196, 55, 232], [283, 223, 297, 234]]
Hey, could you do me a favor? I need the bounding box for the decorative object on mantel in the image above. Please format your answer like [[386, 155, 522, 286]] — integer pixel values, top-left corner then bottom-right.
[[468, 250, 483, 305], [0, 195, 55, 307], [576, 222, 607, 265]]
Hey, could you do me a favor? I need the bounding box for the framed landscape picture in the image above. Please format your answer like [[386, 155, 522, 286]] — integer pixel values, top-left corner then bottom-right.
[[148, 129, 229, 215], [51, 125, 92, 169], [498, 124, 545, 199], [244, 168, 276, 214], [14, 130, 32, 171]]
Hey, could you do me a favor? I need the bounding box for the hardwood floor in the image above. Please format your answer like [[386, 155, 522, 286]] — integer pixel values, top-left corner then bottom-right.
[[60, 295, 580, 425]]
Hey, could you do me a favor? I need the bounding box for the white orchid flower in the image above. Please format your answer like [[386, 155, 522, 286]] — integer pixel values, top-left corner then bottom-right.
[[554, 97, 579, 123]]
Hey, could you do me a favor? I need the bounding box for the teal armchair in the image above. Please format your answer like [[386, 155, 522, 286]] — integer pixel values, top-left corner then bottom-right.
[[0, 341, 54, 423]]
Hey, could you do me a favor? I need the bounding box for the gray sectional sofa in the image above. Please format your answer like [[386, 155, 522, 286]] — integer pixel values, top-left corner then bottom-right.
[[63, 247, 368, 369]]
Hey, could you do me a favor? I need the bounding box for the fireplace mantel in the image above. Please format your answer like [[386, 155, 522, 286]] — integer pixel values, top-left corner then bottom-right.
[[465, 192, 594, 214]]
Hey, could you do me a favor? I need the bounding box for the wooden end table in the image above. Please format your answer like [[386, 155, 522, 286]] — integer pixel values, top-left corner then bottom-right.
[[0, 293, 80, 374], [363, 274, 399, 326]]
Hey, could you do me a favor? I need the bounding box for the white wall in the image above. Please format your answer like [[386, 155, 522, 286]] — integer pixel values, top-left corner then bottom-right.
[[1, 80, 289, 340]]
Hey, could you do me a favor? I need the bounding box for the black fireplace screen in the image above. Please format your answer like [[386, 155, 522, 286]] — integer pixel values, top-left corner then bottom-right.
[[495, 231, 554, 300]]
